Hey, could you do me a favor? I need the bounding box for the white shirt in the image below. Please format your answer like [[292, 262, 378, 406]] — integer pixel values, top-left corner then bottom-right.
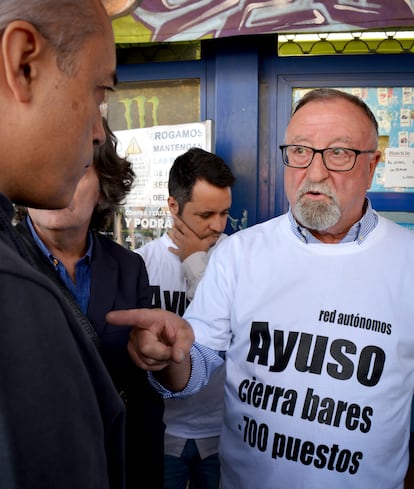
[[136, 233, 226, 457], [184, 213, 414, 489]]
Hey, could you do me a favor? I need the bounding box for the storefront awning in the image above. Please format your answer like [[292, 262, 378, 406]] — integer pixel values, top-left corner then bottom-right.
[[113, 0, 414, 44]]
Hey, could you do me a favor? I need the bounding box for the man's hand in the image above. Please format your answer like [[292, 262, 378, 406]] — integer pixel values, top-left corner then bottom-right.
[[106, 308, 194, 391], [168, 216, 216, 262]]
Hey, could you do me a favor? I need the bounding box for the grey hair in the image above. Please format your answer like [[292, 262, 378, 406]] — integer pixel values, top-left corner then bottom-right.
[[0, 0, 104, 75], [293, 88, 379, 138]]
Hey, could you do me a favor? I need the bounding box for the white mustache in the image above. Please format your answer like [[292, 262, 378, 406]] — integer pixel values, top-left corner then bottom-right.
[[297, 182, 336, 201]]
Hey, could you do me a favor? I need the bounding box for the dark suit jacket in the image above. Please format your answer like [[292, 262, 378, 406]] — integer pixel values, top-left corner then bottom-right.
[[1, 198, 125, 489], [16, 221, 164, 489], [88, 233, 165, 489]]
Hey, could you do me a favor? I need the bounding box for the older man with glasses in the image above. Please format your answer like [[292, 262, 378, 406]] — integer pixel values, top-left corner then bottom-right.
[[108, 88, 414, 489]]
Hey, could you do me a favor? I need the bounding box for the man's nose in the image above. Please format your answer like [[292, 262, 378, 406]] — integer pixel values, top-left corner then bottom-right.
[[93, 115, 106, 147], [209, 214, 227, 232], [306, 152, 330, 181]]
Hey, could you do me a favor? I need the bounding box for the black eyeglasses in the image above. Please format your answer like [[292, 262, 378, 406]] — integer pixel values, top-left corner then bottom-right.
[[279, 144, 376, 172]]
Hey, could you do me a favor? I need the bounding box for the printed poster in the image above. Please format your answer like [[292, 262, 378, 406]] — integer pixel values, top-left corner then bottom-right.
[[111, 120, 213, 250]]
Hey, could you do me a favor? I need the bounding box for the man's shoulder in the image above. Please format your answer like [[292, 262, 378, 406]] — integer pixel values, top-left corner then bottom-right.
[[94, 232, 145, 262], [136, 234, 182, 284], [216, 216, 286, 248], [135, 233, 170, 258], [0, 237, 75, 316], [375, 215, 414, 249], [0, 237, 44, 280]]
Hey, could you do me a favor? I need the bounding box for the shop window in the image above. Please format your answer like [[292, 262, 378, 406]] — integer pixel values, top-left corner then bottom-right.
[[106, 78, 200, 131]]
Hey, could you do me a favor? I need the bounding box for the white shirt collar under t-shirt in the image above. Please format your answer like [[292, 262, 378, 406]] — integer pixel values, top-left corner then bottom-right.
[[288, 198, 378, 244]]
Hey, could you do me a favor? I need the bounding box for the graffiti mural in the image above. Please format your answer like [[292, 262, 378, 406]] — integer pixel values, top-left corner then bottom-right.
[[120, 0, 414, 43]]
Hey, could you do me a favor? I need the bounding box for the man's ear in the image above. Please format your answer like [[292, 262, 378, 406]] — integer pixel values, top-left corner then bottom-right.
[[367, 150, 382, 189], [168, 196, 179, 216], [1, 20, 45, 103]]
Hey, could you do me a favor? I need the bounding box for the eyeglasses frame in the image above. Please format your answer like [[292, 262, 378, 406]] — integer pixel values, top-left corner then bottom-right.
[[279, 144, 377, 172]]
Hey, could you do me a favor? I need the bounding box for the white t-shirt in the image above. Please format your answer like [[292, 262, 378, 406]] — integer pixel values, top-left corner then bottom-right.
[[184, 214, 414, 489], [137, 233, 225, 440]]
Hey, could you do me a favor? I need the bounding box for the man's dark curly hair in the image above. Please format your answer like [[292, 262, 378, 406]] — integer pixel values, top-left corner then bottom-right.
[[90, 118, 135, 231]]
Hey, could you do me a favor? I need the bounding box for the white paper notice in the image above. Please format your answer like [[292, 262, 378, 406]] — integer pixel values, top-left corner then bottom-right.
[[115, 120, 213, 206], [384, 148, 414, 188]]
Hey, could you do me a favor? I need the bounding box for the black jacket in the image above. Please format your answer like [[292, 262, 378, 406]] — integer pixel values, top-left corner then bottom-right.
[[0, 195, 125, 489], [16, 218, 165, 489], [88, 232, 165, 489]]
